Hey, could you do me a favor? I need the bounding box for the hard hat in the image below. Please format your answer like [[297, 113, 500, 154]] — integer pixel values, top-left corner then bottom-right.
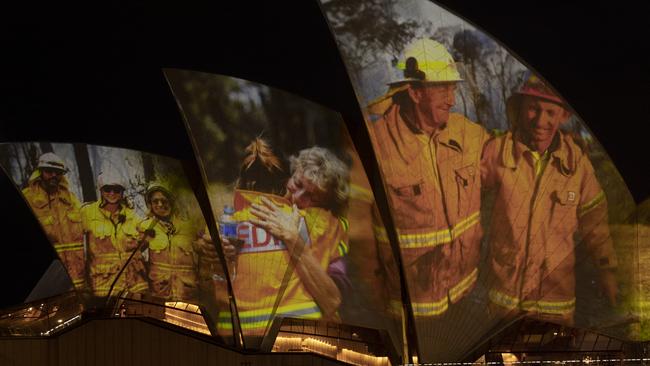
[[37, 152, 68, 172], [390, 38, 463, 86], [144, 181, 174, 203], [97, 169, 126, 190], [513, 74, 564, 105], [506, 74, 567, 125]]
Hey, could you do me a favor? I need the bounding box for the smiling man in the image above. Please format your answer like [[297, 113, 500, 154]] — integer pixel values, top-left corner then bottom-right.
[[368, 38, 488, 317], [481, 75, 618, 325]]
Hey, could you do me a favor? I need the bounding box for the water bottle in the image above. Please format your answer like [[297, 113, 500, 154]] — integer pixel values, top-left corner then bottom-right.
[[219, 205, 237, 239]]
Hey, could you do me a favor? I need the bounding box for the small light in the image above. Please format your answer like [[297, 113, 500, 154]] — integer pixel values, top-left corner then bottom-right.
[[57, 319, 63, 323], [553, 332, 558, 336], [28, 307, 33, 311]]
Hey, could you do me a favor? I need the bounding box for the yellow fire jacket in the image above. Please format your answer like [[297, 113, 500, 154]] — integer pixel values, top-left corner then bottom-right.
[[217, 191, 347, 337], [138, 216, 199, 302], [22, 171, 86, 289], [81, 200, 148, 297], [370, 105, 488, 316], [481, 131, 617, 321]]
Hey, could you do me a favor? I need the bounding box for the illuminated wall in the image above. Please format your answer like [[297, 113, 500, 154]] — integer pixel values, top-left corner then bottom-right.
[[0, 143, 234, 343], [1, 1, 647, 361], [165, 69, 404, 351], [319, 0, 640, 362]]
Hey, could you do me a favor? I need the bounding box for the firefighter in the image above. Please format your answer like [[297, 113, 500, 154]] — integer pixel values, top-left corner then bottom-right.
[[138, 182, 200, 302], [367, 38, 488, 317], [22, 152, 86, 289], [481, 75, 618, 325], [80, 170, 148, 298]]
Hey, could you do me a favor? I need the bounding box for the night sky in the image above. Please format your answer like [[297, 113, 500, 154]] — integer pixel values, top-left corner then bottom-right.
[[1, 1, 648, 307]]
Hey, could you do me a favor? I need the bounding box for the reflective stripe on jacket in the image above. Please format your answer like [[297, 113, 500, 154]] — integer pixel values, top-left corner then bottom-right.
[[370, 105, 487, 316], [481, 131, 617, 319]]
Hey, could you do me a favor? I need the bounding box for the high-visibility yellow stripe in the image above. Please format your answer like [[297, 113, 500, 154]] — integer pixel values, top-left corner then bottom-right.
[[72, 278, 85, 287], [53, 242, 83, 250], [489, 289, 519, 310], [217, 301, 322, 330], [412, 296, 449, 317], [338, 217, 350, 232], [94, 253, 122, 260], [398, 211, 480, 249], [489, 289, 575, 315], [371, 211, 480, 249], [130, 282, 149, 293], [373, 225, 390, 243], [449, 268, 478, 302], [521, 298, 575, 315], [578, 190, 605, 217], [152, 263, 195, 271], [350, 183, 374, 203], [338, 241, 349, 257]]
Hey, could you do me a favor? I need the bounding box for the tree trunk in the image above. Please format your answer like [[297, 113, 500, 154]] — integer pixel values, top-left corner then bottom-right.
[[73, 143, 97, 202]]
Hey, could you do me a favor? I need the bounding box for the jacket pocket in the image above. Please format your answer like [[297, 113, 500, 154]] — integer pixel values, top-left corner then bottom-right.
[[386, 177, 435, 228], [551, 189, 579, 235], [454, 164, 478, 216]]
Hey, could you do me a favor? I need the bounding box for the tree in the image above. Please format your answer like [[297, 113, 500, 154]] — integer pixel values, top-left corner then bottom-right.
[[322, 0, 420, 82]]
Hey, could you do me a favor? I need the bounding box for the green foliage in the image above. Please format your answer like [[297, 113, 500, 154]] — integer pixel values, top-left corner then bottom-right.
[[166, 70, 348, 185], [323, 0, 419, 73]]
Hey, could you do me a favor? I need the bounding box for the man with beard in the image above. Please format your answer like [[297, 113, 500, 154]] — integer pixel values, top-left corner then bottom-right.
[[22, 152, 86, 289]]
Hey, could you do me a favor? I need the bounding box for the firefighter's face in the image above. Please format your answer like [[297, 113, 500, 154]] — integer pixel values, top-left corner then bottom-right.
[[519, 96, 570, 150], [40, 168, 64, 190], [286, 171, 326, 209], [101, 185, 124, 204], [410, 83, 457, 129], [150, 191, 171, 218]]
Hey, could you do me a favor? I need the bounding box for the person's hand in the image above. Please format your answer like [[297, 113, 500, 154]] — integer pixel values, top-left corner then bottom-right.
[[250, 197, 301, 251], [600, 269, 618, 307], [196, 231, 237, 263], [196, 233, 219, 261], [220, 237, 238, 262]]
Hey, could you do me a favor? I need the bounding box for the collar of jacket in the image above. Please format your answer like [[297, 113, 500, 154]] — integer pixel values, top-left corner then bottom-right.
[[96, 200, 133, 222], [27, 173, 74, 208], [501, 131, 577, 175], [384, 104, 467, 164]]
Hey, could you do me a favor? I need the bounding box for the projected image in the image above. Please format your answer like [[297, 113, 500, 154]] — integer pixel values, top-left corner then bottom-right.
[[0, 143, 232, 339], [321, 0, 638, 358], [166, 69, 403, 351]]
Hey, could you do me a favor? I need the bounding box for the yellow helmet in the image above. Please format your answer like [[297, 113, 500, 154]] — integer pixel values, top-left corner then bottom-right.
[[367, 38, 462, 115], [145, 181, 174, 204], [390, 38, 463, 85]]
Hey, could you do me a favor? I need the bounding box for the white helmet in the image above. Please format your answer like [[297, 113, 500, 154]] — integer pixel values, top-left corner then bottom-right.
[[37, 152, 68, 172], [97, 169, 126, 190]]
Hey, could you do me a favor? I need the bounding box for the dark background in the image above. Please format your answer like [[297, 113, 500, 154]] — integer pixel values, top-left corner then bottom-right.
[[1, 1, 648, 307]]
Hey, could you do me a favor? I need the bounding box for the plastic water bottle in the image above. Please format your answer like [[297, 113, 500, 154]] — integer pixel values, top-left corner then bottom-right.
[[219, 205, 237, 239]]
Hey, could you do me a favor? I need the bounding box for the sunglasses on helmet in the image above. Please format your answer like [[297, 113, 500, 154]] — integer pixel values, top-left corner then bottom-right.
[[41, 167, 65, 176], [101, 185, 124, 194]]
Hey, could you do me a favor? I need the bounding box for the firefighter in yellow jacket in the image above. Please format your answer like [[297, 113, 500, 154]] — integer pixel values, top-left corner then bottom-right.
[[22, 153, 86, 289], [80, 170, 148, 298], [213, 145, 349, 344], [481, 75, 618, 325], [368, 39, 488, 316], [138, 182, 200, 302]]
